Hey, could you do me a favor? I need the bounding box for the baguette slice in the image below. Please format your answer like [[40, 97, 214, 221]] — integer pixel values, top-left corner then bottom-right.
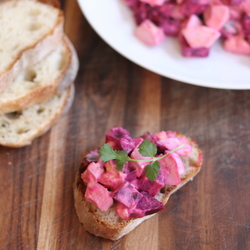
[[74, 134, 203, 241], [0, 36, 79, 114], [0, 84, 74, 147], [0, 0, 64, 92]]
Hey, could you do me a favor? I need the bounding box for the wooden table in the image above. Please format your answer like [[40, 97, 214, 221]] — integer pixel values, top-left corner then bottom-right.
[[1, 0, 250, 249]]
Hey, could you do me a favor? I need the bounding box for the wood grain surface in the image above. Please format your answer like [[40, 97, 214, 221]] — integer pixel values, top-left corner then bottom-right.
[[1, 0, 250, 249]]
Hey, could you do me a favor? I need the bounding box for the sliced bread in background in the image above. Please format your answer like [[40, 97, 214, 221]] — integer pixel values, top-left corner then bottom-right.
[[0, 0, 64, 91], [0, 36, 79, 114], [0, 84, 75, 147]]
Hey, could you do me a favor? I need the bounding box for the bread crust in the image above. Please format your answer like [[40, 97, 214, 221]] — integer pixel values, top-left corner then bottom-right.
[[74, 133, 203, 240], [0, 0, 64, 92], [0, 84, 75, 147], [0, 36, 79, 114]]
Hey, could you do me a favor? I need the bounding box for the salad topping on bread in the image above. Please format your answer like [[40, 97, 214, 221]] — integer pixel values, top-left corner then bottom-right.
[[79, 127, 198, 219]]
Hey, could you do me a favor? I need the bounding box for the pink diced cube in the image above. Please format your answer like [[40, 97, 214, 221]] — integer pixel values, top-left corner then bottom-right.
[[159, 153, 181, 185], [171, 5, 185, 20], [114, 182, 143, 208], [135, 19, 166, 46], [223, 36, 250, 55], [81, 162, 104, 185], [98, 160, 126, 191], [182, 25, 220, 48], [203, 5, 230, 30], [85, 182, 113, 211], [183, 14, 203, 28], [241, 1, 250, 15], [140, 0, 165, 6], [116, 203, 130, 219]]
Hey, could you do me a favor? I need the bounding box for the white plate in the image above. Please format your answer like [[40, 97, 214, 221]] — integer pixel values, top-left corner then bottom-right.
[[77, 0, 250, 90]]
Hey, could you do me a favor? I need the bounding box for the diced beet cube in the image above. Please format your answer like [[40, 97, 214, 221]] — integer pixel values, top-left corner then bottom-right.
[[135, 19, 166, 45], [130, 192, 164, 217], [154, 131, 192, 156], [180, 35, 210, 57], [223, 35, 250, 55], [160, 18, 182, 36], [122, 162, 139, 182], [242, 14, 250, 36], [222, 0, 242, 5], [140, 0, 165, 6], [159, 153, 181, 185], [85, 182, 113, 211], [136, 169, 166, 196], [241, 2, 250, 16], [81, 162, 104, 185], [171, 5, 186, 20], [146, 4, 175, 26], [114, 182, 143, 208], [181, 25, 220, 48], [98, 160, 126, 191], [203, 5, 230, 30], [180, 0, 208, 17], [106, 126, 135, 153], [115, 202, 130, 219], [133, 2, 151, 25]]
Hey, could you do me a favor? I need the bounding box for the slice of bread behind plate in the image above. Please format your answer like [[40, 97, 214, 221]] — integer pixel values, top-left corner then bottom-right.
[[0, 36, 79, 114], [0, 84, 74, 147], [74, 134, 203, 241], [0, 0, 64, 91]]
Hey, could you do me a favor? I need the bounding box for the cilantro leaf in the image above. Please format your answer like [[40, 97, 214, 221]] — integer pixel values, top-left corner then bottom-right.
[[116, 159, 127, 170], [145, 161, 160, 181], [139, 139, 157, 157], [99, 143, 128, 162]]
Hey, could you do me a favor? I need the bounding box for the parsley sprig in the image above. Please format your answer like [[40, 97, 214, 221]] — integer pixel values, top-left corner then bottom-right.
[[99, 139, 185, 181]]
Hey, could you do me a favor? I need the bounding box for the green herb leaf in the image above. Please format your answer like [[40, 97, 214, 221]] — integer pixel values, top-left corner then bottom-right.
[[145, 161, 160, 181], [99, 144, 127, 162], [116, 159, 127, 171], [99, 141, 186, 181], [139, 139, 157, 157]]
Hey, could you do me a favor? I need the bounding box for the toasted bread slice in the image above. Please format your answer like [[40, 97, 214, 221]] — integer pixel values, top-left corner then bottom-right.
[[0, 36, 78, 114], [0, 0, 64, 91], [0, 84, 74, 147], [74, 133, 203, 240]]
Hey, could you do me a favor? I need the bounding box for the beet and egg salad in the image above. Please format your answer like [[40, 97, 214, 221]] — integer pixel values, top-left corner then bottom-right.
[[123, 0, 250, 57], [74, 127, 203, 240]]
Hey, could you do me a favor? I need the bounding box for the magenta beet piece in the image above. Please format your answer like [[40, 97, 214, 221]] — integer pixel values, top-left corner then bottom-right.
[[122, 162, 138, 182], [105, 126, 135, 153], [133, 2, 151, 25], [160, 18, 182, 36], [159, 152, 181, 185], [148, 4, 174, 25], [130, 192, 164, 217], [180, 0, 208, 17], [114, 183, 143, 208], [180, 36, 209, 57], [222, 0, 242, 5], [242, 14, 250, 37], [136, 170, 166, 196]]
